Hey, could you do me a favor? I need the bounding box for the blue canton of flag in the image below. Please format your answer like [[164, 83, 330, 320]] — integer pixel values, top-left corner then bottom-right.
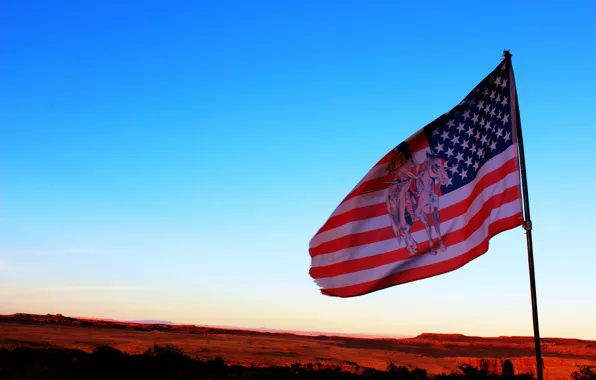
[[424, 59, 514, 195]]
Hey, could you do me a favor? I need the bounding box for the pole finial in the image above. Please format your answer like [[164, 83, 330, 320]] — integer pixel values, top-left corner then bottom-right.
[[503, 50, 512, 60]]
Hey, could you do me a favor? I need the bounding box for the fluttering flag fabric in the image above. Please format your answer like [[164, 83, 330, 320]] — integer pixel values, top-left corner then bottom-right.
[[309, 56, 523, 297]]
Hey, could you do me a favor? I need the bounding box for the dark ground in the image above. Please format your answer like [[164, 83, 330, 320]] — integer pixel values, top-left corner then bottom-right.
[[0, 344, 550, 380]]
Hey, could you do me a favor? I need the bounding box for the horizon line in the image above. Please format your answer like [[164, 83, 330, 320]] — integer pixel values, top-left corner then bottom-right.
[[5, 312, 594, 342]]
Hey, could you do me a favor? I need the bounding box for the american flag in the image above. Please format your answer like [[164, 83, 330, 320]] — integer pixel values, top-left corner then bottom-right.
[[309, 57, 523, 297]]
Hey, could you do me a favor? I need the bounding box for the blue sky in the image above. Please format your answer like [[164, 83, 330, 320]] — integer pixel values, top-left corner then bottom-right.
[[1, 0, 595, 339]]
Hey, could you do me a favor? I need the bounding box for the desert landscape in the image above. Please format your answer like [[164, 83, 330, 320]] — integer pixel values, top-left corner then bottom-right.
[[0, 313, 594, 379]]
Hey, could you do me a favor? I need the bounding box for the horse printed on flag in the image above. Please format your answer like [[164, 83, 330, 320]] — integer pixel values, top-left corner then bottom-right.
[[309, 57, 523, 297]]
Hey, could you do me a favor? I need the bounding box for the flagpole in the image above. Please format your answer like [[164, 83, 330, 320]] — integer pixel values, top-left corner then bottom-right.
[[504, 50, 544, 380]]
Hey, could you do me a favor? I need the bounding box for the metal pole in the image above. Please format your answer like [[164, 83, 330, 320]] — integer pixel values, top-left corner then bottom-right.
[[504, 50, 544, 380]]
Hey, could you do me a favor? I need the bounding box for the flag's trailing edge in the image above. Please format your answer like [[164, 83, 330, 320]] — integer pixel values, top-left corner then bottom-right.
[[309, 56, 523, 297]]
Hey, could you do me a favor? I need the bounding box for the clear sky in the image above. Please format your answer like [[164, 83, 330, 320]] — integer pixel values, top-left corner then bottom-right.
[[1, 0, 595, 340]]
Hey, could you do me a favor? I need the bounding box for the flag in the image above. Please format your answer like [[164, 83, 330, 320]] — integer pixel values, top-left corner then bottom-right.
[[309, 56, 523, 297]]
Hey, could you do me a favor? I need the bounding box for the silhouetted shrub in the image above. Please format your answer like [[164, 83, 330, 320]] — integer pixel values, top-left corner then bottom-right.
[[456, 364, 489, 379], [387, 363, 411, 374], [385, 364, 430, 380], [94, 345, 124, 357], [571, 366, 595, 380], [143, 344, 189, 360], [501, 360, 515, 377], [478, 359, 491, 373], [412, 368, 429, 379], [207, 355, 227, 370]]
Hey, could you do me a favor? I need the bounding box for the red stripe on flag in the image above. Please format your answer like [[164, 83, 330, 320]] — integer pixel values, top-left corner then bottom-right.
[[341, 175, 393, 203], [319, 213, 523, 297], [375, 151, 395, 166], [309, 186, 521, 278], [310, 157, 520, 257], [317, 203, 386, 235]]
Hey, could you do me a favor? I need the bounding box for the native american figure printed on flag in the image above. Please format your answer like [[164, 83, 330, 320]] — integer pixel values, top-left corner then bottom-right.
[[386, 142, 450, 257], [309, 56, 523, 297]]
